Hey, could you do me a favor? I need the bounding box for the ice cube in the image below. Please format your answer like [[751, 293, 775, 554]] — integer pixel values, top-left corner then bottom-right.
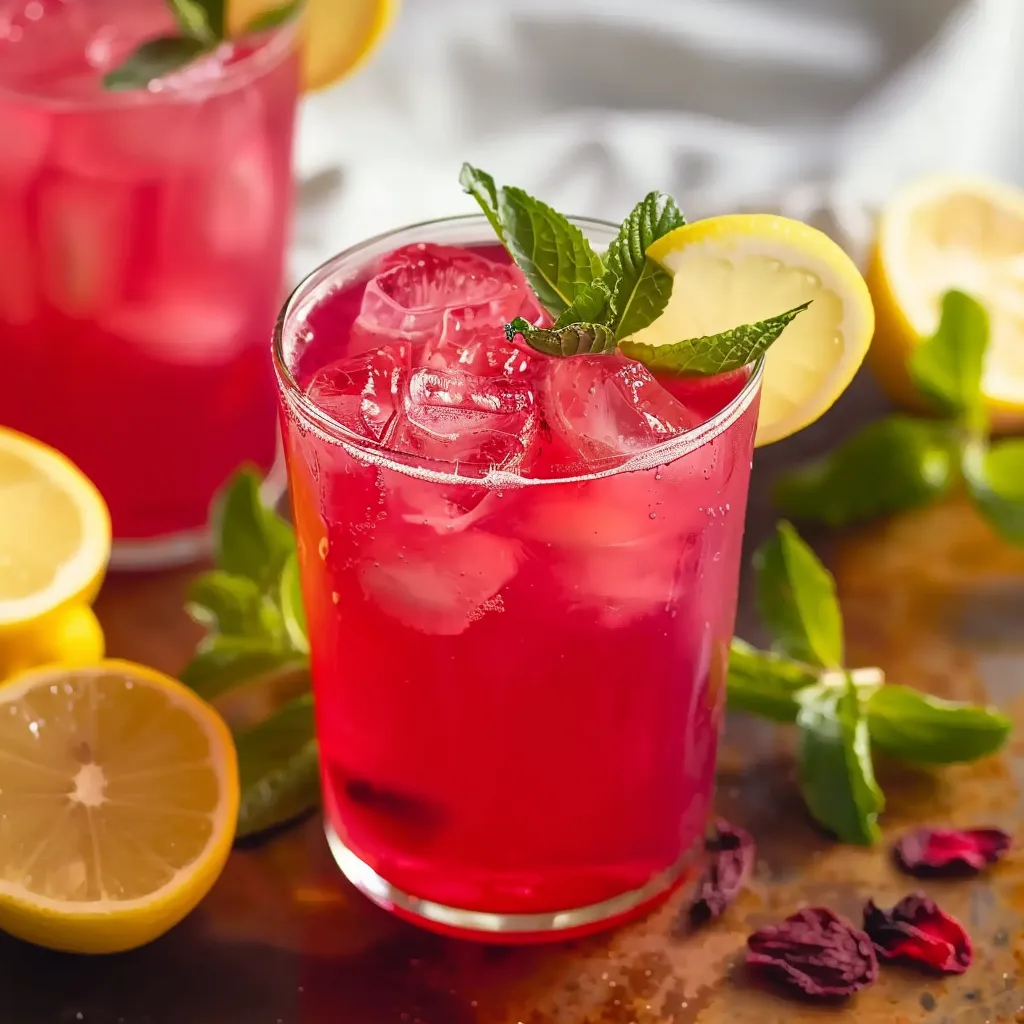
[[203, 131, 277, 258], [357, 527, 521, 635], [37, 178, 129, 317], [101, 286, 247, 365], [421, 305, 535, 379], [389, 367, 537, 469], [355, 245, 525, 343], [305, 344, 411, 440], [541, 354, 702, 463]]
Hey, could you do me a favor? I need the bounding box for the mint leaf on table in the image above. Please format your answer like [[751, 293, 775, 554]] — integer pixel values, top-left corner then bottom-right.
[[726, 638, 817, 722], [753, 520, 844, 669], [604, 192, 685, 340], [866, 684, 1012, 765], [181, 637, 305, 701], [618, 302, 810, 375], [963, 438, 1024, 545], [797, 677, 884, 845], [908, 289, 989, 429], [459, 163, 603, 318], [236, 693, 320, 839], [505, 317, 617, 357], [213, 467, 295, 591], [103, 36, 214, 90], [775, 416, 959, 528]]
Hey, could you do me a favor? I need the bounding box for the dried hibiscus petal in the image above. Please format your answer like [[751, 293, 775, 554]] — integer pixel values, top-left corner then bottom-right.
[[689, 819, 755, 926], [894, 827, 1011, 876], [747, 907, 878, 999], [863, 893, 972, 974]]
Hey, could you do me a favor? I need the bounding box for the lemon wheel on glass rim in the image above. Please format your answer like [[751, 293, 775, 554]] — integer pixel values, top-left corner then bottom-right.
[[625, 213, 875, 446]]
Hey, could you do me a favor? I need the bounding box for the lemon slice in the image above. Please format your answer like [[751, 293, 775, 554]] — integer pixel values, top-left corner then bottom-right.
[[628, 214, 874, 446], [0, 661, 239, 954], [866, 174, 1024, 429], [0, 428, 110, 636], [230, 0, 400, 92]]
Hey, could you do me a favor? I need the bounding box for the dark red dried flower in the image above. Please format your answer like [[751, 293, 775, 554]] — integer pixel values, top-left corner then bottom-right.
[[746, 907, 879, 999], [893, 827, 1011, 876], [863, 894, 972, 974], [689, 819, 755, 926]]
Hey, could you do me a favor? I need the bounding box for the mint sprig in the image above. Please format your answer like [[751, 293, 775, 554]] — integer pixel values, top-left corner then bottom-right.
[[181, 468, 317, 838], [104, 0, 298, 90], [460, 163, 807, 375], [728, 521, 1012, 844], [777, 289, 1024, 545]]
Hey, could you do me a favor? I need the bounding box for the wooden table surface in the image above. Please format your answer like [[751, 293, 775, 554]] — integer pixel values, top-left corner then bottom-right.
[[3, 373, 1022, 1024]]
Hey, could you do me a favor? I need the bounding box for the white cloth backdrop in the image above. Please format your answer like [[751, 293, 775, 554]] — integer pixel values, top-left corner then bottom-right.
[[290, 0, 1024, 276]]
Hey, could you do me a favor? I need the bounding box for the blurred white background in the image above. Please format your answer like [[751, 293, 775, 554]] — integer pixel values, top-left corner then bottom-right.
[[291, 0, 1024, 273]]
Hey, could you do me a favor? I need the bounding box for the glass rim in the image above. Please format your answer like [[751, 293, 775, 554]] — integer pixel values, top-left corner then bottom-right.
[[273, 212, 765, 489], [0, 0, 303, 111]]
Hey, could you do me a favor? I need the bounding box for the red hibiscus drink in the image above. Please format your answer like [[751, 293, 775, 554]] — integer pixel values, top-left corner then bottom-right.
[[0, 0, 300, 567], [275, 213, 761, 940]]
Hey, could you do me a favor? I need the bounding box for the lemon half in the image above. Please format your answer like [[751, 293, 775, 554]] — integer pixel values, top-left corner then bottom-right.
[[0, 428, 110, 636], [866, 174, 1024, 429], [628, 214, 875, 446], [0, 661, 239, 954]]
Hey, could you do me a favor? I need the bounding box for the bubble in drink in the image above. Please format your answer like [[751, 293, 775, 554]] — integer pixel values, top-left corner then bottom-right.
[[541, 354, 703, 463]]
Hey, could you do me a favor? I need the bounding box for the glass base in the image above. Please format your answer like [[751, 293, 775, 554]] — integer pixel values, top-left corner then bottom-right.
[[325, 820, 699, 943], [108, 455, 288, 572]]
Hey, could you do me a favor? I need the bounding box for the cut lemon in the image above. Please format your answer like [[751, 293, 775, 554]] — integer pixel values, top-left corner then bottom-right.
[[628, 214, 875, 446], [0, 661, 239, 954], [866, 174, 1024, 430], [230, 0, 400, 92], [0, 428, 110, 637]]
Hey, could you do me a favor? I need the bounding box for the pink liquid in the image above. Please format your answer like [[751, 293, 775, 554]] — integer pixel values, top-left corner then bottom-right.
[[0, 0, 299, 545], [277, 229, 759, 937]]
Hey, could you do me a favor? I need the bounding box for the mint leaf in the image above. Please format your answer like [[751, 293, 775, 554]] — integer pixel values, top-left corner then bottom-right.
[[242, 1, 300, 33], [103, 35, 213, 90], [726, 638, 817, 723], [908, 289, 988, 428], [167, 0, 220, 40], [605, 192, 685, 341], [619, 302, 810, 375], [866, 684, 1011, 765], [279, 552, 309, 654], [505, 317, 617, 357], [554, 278, 614, 329], [235, 693, 320, 839], [213, 467, 295, 591], [797, 678, 883, 845], [963, 438, 1024, 544], [180, 637, 304, 701], [754, 521, 844, 669], [187, 571, 283, 642], [775, 416, 959, 527], [459, 164, 603, 318]]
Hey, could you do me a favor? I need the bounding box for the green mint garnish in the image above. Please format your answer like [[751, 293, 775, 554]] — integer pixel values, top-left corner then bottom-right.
[[779, 288, 1024, 547], [603, 192, 685, 340], [505, 317, 617, 357], [726, 521, 1012, 845], [618, 302, 810, 376], [461, 163, 806, 374], [104, 0, 298, 90], [180, 468, 318, 838]]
